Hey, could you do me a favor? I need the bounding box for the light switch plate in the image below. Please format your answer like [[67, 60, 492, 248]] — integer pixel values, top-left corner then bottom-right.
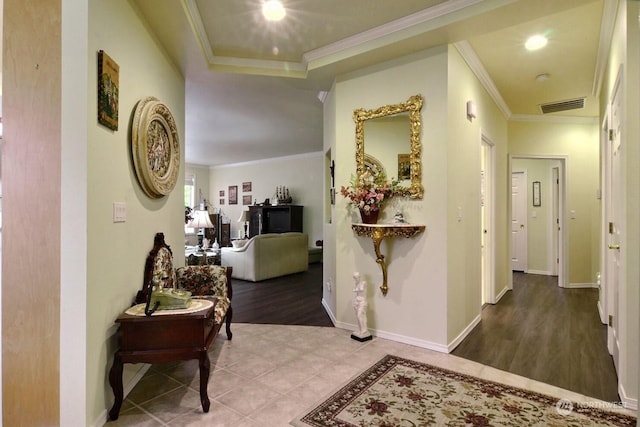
[[113, 202, 126, 223]]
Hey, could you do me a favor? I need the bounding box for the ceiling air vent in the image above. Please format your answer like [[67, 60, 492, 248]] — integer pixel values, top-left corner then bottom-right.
[[539, 98, 585, 114]]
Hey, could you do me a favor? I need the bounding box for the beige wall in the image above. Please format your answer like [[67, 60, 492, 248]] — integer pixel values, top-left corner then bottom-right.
[[329, 45, 509, 349], [86, 1, 185, 425], [208, 153, 324, 246], [508, 120, 599, 285], [446, 46, 509, 343], [185, 164, 211, 208]]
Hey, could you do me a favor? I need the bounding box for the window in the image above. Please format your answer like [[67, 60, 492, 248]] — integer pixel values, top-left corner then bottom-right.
[[185, 174, 195, 234]]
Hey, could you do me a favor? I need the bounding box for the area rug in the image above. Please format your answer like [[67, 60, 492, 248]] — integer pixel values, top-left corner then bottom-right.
[[291, 355, 636, 427]]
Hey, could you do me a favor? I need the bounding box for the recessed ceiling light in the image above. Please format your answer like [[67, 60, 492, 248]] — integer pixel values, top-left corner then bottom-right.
[[262, 0, 286, 21], [525, 34, 548, 51]]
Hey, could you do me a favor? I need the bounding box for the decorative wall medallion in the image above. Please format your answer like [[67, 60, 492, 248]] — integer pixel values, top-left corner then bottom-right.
[[131, 97, 180, 198]]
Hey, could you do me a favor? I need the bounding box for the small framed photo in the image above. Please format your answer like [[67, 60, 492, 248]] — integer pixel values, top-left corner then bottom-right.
[[228, 185, 238, 205], [242, 182, 252, 192], [97, 50, 119, 131], [533, 181, 541, 206], [398, 153, 410, 180], [219, 198, 225, 205], [219, 190, 225, 197], [243, 195, 252, 205]]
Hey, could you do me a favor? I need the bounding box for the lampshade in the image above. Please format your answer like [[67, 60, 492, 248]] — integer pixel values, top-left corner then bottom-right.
[[188, 210, 214, 229], [238, 210, 250, 222]]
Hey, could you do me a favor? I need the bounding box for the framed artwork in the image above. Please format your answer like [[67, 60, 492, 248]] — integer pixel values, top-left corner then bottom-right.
[[228, 185, 238, 205], [219, 190, 225, 197], [242, 195, 252, 205], [242, 182, 252, 192], [131, 97, 180, 199], [397, 153, 411, 180], [533, 181, 541, 206], [97, 50, 119, 131], [219, 198, 225, 205]]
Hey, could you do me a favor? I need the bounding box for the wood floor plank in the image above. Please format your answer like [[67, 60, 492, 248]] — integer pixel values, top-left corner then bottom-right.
[[452, 272, 619, 402]]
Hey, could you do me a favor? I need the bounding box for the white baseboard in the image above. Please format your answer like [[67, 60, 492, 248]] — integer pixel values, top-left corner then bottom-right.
[[597, 300, 607, 325], [447, 314, 481, 352], [566, 282, 598, 289], [332, 319, 450, 353], [494, 285, 509, 303], [619, 382, 638, 411], [526, 269, 553, 276], [92, 364, 152, 427], [321, 298, 337, 326]]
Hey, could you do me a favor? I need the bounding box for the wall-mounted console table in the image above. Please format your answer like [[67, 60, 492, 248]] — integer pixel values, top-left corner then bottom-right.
[[351, 223, 425, 296]]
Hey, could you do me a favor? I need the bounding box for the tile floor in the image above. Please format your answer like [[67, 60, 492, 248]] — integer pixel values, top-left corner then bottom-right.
[[108, 323, 636, 426]]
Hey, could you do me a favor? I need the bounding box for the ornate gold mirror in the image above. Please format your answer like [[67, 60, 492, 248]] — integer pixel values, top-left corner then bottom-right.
[[354, 94, 424, 198]]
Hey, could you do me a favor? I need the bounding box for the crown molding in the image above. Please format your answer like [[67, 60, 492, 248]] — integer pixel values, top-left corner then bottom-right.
[[454, 40, 512, 119], [592, 0, 619, 98], [182, 0, 518, 78]]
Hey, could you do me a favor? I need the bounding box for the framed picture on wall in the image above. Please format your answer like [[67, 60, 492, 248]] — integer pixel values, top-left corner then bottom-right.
[[533, 181, 541, 206], [229, 185, 238, 205], [97, 50, 119, 131], [219, 190, 225, 197], [243, 195, 252, 205], [242, 182, 252, 192], [219, 198, 225, 205]]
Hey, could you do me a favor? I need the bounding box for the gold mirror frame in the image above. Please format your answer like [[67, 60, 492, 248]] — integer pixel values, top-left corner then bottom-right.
[[354, 94, 424, 199]]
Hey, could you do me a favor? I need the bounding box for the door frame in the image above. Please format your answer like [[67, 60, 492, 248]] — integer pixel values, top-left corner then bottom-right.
[[508, 154, 568, 288], [481, 133, 496, 304], [510, 169, 528, 273]]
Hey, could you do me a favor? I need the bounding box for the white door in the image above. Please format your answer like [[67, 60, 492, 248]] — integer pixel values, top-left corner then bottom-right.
[[481, 138, 495, 304], [511, 171, 527, 271], [606, 74, 623, 372]]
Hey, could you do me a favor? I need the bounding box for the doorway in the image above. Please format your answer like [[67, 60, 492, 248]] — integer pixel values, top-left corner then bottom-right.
[[480, 135, 495, 304], [509, 155, 567, 288]]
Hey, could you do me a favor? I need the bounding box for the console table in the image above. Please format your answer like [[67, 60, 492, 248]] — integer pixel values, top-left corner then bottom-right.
[[108, 298, 219, 420], [352, 223, 425, 296]]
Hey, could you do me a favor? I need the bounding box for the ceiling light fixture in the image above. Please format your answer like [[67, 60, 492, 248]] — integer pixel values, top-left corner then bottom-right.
[[525, 34, 548, 51], [535, 73, 550, 82], [262, 0, 286, 21]]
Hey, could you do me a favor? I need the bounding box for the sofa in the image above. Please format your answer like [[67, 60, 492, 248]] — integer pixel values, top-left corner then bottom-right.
[[221, 232, 308, 282]]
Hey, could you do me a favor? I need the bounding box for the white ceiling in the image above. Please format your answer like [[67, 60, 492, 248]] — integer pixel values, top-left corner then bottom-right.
[[132, 0, 610, 167]]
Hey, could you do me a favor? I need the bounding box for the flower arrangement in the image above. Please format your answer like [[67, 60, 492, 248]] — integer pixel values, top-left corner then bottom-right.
[[340, 169, 398, 213]]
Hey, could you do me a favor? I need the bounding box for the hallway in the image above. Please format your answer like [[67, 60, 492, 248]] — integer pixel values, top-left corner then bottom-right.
[[452, 272, 618, 402]]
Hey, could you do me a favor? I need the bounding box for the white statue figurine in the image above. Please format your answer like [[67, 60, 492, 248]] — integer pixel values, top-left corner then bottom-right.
[[351, 272, 372, 342]]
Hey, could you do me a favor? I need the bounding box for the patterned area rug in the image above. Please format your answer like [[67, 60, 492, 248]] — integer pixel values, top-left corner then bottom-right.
[[291, 355, 636, 427]]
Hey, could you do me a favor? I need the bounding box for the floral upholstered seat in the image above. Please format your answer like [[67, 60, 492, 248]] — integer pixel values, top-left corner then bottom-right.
[[136, 233, 233, 340], [176, 265, 231, 327]]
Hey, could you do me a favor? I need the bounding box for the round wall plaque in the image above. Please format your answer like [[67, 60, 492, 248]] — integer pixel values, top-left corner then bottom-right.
[[131, 97, 180, 198]]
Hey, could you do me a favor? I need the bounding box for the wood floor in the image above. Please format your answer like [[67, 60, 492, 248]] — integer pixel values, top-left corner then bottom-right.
[[230, 266, 619, 402], [230, 262, 333, 326], [452, 272, 619, 402]]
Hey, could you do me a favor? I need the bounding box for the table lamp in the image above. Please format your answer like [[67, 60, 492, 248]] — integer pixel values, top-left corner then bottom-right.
[[238, 210, 250, 239], [188, 209, 215, 251]]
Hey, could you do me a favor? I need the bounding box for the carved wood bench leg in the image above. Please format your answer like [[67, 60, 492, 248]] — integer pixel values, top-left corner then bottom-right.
[[199, 352, 211, 412], [225, 306, 233, 340], [108, 353, 124, 420]]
